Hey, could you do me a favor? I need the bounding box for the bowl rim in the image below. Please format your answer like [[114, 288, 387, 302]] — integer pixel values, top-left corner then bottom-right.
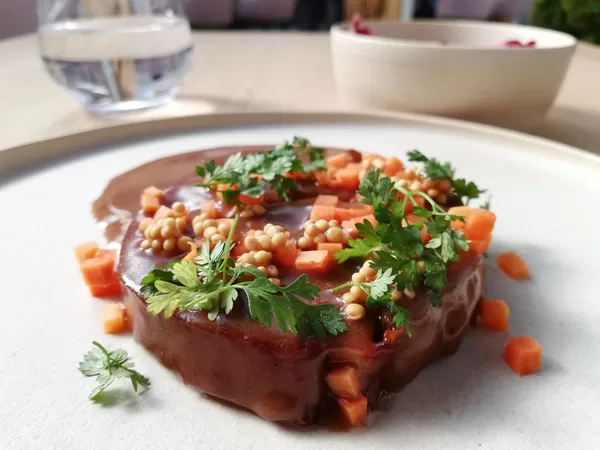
[[330, 19, 578, 51]]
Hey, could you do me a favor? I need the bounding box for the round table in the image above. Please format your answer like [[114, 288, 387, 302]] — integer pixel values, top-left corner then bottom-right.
[[1, 32, 600, 157]]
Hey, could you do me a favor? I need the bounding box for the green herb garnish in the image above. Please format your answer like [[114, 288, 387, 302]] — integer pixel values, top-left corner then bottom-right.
[[195, 136, 325, 204], [407, 150, 485, 204], [140, 216, 347, 339], [334, 168, 470, 329], [79, 341, 150, 402]]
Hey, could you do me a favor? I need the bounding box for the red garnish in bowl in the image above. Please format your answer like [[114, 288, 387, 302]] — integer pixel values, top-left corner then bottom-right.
[[351, 13, 372, 36], [504, 40, 536, 48]]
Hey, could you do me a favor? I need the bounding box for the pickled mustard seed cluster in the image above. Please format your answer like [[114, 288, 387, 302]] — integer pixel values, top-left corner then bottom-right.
[[298, 219, 349, 249], [139, 201, 192, 252]]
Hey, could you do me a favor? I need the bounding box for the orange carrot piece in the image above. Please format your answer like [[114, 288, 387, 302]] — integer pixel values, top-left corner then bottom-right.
[[88, 273, 122, 297], [335, 168, 360, 190], [342, 215, 377, 238], [80, 249, 117, 286], [239, 194, 265, 205], [74, 241, 99, 264], [337, 395, 368, 427], [327, 153, 350, 169], [503, 336, 542, 375], [469, 234, 492, 255], [384, 157, 404, 177], [200, 200, 219, 219], [465, 209, 496, 241], [480, 299, 510, 331], [362, 153, 382, 164], [143, 185, 163, 199], [325, 367, 361, 399], [315, 195, 339, 206], [102, 303, 129, 334], [497, 252, 530, 279], [317, 243, 343, 261], [310, 205, 336, 222], [273, 241, 298, 269], [183, 242, 199, 261], [141, 194, 161, 216], [295, 250, 329, 272]]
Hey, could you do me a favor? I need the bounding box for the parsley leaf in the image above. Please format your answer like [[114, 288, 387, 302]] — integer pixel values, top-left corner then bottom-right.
[[407, 150, 485, 204], [195, 137, 325, 204], [79, 341, 150, 402], [141, 216, 347, 339]]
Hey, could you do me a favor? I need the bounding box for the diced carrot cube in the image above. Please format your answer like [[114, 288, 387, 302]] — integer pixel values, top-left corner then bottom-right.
[[273, 241, 298, 269], [239, 194, 265, 205], [334, 204, 373, 222], [465, 209, 496, 241], [200, 200, 219, 219], [335, 168, 360, 190], [342, 215, 376, 238], [74, 241, 99, 264], [143, 186, 163, 199], [448, 206, 473, 217], [326, 366, 361, 399], [327, 153, 350, 169], [362, 153, 382, 164], [503, 336, 542, 375], [80, 249, 117, 286], [337, 395, 368, 427], [295, 250, 329, 272], [88, 273, 122, 297], [141, 194, 161, 216], [497, 252, 530, 279], [420, 226, 432, 244], [480, 299, 510, 331], [314, 195, 339, 206], [469, 234, 492, 254], [310, 205, 336, 222], [383, 157, 404, 177], [102, 303, 129, 334], [317, 243, 343, 261]]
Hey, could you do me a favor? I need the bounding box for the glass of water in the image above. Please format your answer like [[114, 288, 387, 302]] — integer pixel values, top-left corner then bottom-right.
[[37, 0, 193, 114]]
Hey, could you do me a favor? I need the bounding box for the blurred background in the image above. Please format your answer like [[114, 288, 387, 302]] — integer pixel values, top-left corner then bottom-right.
[[1, 0, 597, 43]]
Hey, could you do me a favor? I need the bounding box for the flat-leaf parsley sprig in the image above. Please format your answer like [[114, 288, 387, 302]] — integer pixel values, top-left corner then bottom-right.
[[79, 341, 150, 402], [407, 150, 485, 204], [140, 216, 347, 339], [195, 137, 325, 204], [334, 168, 470, 328]]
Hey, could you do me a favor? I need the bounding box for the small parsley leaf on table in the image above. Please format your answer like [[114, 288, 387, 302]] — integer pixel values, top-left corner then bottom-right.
[[79, 341, 150, 402]]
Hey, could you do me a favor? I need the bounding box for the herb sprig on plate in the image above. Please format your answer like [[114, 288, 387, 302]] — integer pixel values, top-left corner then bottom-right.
[[195, 137, 325, 204], [140, 216, 347, 339], [333, 168, 471, 330], [407, 150, 485, 204], [79, 341, 150, 402]]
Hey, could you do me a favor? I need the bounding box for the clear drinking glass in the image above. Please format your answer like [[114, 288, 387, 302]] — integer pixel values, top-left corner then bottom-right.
[[37, 0, 193, 114]]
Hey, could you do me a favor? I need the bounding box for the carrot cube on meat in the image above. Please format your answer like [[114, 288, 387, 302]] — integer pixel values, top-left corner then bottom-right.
[[310, 205, 336, 222], [480, 299, 510, 331], [80, 249, 117, 286], [74, 241, 99, 264], [317, 243, 343, 261], [497, 252, 530, 279], [469, 234, 492, 255], [337, 395, 368, 427], [325, 366, 361, 399], [141, 194, 161, 216], [102, 303, 129, 334], [295, 250, 329, 272], [314, 195, 339, 206], [327, 153, 350, 169], [335, 168, 360, 190], [465, 209, 496, 241], [503, 336, 542, 375]]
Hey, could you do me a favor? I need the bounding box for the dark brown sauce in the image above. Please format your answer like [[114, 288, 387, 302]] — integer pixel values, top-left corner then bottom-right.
[[95, 145, 484, 427]]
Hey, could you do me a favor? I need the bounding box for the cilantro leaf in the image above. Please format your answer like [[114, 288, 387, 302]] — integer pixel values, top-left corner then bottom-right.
[[79, 342, 150, 402]]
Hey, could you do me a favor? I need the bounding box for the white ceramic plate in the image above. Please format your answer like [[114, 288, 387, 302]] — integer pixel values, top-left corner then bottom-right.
[[1, 113, 599, 449]]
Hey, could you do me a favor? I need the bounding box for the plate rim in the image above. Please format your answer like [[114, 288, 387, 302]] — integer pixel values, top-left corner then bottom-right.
[[2, 111, 600, 179]]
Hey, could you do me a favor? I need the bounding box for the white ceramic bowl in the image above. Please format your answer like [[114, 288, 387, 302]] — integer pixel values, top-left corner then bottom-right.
[[330, 20, 577, 129]]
